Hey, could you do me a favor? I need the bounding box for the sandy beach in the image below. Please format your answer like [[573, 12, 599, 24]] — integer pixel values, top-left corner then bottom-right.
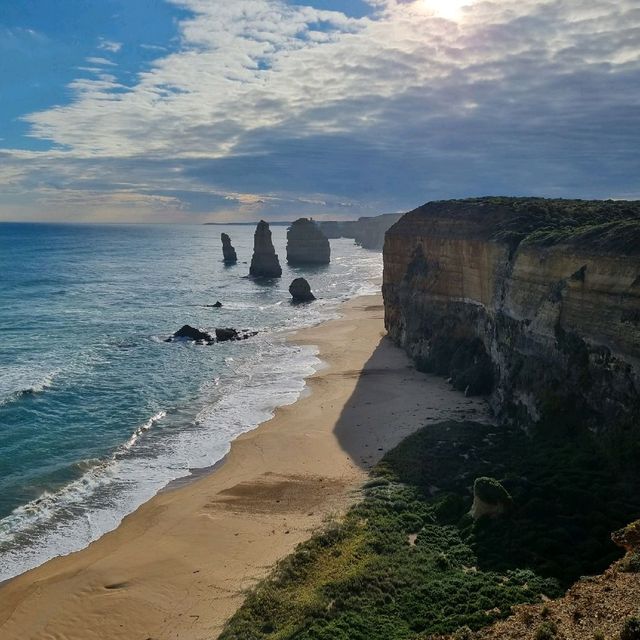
[[0, 293, 488, 640]]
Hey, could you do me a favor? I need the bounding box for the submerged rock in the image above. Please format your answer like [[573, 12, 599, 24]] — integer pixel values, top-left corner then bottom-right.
[[250, 221, 282, 278], [289, 278, 316, 303], [221, 233, 238, 264], [286, 218, 330, 265]]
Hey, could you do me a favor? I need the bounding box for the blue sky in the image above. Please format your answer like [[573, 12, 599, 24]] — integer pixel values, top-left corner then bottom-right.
[[1, 0, 639, 222]]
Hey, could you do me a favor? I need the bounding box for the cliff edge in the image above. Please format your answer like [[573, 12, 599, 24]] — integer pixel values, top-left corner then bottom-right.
[[383, 197, 640, 456]]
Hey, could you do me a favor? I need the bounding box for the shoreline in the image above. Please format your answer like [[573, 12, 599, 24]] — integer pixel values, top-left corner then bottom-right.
[[0, 293, 489, 640]]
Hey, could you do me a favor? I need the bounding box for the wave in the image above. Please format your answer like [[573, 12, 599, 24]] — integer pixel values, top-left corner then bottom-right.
[[0, 410, 168, 550], [0, 338, 320, 582], [0, 369, 61, 407]]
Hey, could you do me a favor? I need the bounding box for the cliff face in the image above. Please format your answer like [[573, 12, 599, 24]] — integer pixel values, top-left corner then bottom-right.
[[383, 198, 640, 448], [286, 218, 330, 265], [319, 213, 402, 250]]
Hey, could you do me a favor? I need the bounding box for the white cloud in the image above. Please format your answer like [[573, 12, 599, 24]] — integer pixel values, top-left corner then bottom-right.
[[98, 38, 123, 53], [1, 0, 639, 221]]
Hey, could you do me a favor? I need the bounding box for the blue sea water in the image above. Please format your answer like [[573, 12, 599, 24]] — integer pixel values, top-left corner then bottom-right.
[[0, 223, 381, 580]]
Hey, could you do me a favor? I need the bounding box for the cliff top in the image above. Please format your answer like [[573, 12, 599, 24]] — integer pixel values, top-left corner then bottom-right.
[[390, 197, 640, 255]]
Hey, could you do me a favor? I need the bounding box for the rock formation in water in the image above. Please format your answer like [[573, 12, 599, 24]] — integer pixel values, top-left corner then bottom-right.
[[221, 233, 238, 264], [319, 213, 402, 251], [289, 277, 316, 303], [383, 197, 640, 452], [166, 325, 257, 344], [250, 221, 282, 278], [286, 218, 330, 265]]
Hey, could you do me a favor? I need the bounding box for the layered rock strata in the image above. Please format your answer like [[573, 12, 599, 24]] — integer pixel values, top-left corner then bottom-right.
[[286, 218, 330, 265], [221, 233, 238, 264], [249, 221, 282, 278], [383, 197, 640, 451], [319, 213, 402, 250]]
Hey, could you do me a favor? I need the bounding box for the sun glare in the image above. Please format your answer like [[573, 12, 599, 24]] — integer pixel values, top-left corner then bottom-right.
[[420, 0, 470, 21]]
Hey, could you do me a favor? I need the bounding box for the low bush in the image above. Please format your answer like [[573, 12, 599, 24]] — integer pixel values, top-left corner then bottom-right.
[[621, 617, 640, 640]]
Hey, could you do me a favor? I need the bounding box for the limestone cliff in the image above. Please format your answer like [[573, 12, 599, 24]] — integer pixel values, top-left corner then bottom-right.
[[319, 213, 402, 251], [286, 218, 330, 265], [383, 197, 640, 452]]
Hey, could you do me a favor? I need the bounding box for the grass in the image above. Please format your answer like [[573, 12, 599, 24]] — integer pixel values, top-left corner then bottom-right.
[[220, 421, 640, 640]]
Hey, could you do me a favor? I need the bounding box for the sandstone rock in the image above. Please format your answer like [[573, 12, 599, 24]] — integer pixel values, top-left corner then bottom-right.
[[289, 277, 316, 303], [383, 197, 640, 443], [470, 477, 512, 520], [250, 221, 282, 278], [286, 218, 330, 265], [612, 521, 640, 552], [221, 233, 238, 264]]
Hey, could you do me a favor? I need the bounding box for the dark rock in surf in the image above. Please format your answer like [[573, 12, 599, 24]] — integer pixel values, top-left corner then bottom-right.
[[221, 233, 238, 264], [167, 325, 213, 343], [286, 218, 330, 266], [289, 278, 316, 303], [249, 221, 282, 278]]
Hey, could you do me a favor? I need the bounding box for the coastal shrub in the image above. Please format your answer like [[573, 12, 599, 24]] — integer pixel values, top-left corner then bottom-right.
[[621, 553, 640, 573], [473, 478, 512, 506], [220, 420, 640, 640], [534, 621, 558, 640], [621, 618, 640, 640]]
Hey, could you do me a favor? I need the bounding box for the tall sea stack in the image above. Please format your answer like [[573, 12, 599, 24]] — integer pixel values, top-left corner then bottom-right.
[[249, 220, 282, 278], [221, 233, 237, 264], [286, 218, 330, 265]]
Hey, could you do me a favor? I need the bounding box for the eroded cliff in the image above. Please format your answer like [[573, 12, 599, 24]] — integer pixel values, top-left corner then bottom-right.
[[383, 198, 640, 456]]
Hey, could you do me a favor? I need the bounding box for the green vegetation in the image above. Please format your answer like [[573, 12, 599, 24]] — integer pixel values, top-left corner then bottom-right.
[[422, 197, 640, 255], [621, 618, 640, 640], [534, 622, 558, 640], [221, 421, 640, 640], [473, 477, 511, 507]]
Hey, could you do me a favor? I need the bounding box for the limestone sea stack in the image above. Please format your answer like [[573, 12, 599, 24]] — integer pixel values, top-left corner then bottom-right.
[[286, 218, 330, 265], [289, 277, 316, 303], [221, 233, 238, 264], [249, 220, 282, 278]]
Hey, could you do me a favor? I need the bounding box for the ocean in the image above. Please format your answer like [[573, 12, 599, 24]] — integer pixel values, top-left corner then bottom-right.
[[0, 222, 382, 581]]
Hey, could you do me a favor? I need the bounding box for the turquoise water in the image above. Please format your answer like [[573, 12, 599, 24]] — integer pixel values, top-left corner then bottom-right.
[[0, 223, 381, 579]]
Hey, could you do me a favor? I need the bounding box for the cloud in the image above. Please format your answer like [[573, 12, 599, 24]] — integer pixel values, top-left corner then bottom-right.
[[1, 0, 639, 221], [98, 38, 123, 53]]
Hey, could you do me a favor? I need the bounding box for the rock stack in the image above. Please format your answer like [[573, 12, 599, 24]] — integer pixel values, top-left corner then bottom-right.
[[289, 278, 316, 303], [249, 221, 282, 278], [221, 233, 238, 264], [286, 218, 330, 265]]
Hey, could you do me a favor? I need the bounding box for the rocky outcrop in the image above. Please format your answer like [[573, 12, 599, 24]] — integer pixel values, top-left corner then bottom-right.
[[289, 278, 316, 303], [470, 477, 512, 520], [221, 233, 238, 264], [286, 218, 330, 265], [166, 325, 257, 344], [383, 197, 640, 453], [250, 221, 282, 278], [319, 213, 402, 250]]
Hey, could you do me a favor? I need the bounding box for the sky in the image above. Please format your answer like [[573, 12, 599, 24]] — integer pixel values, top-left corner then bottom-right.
[[0, 0, 639, 223]]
